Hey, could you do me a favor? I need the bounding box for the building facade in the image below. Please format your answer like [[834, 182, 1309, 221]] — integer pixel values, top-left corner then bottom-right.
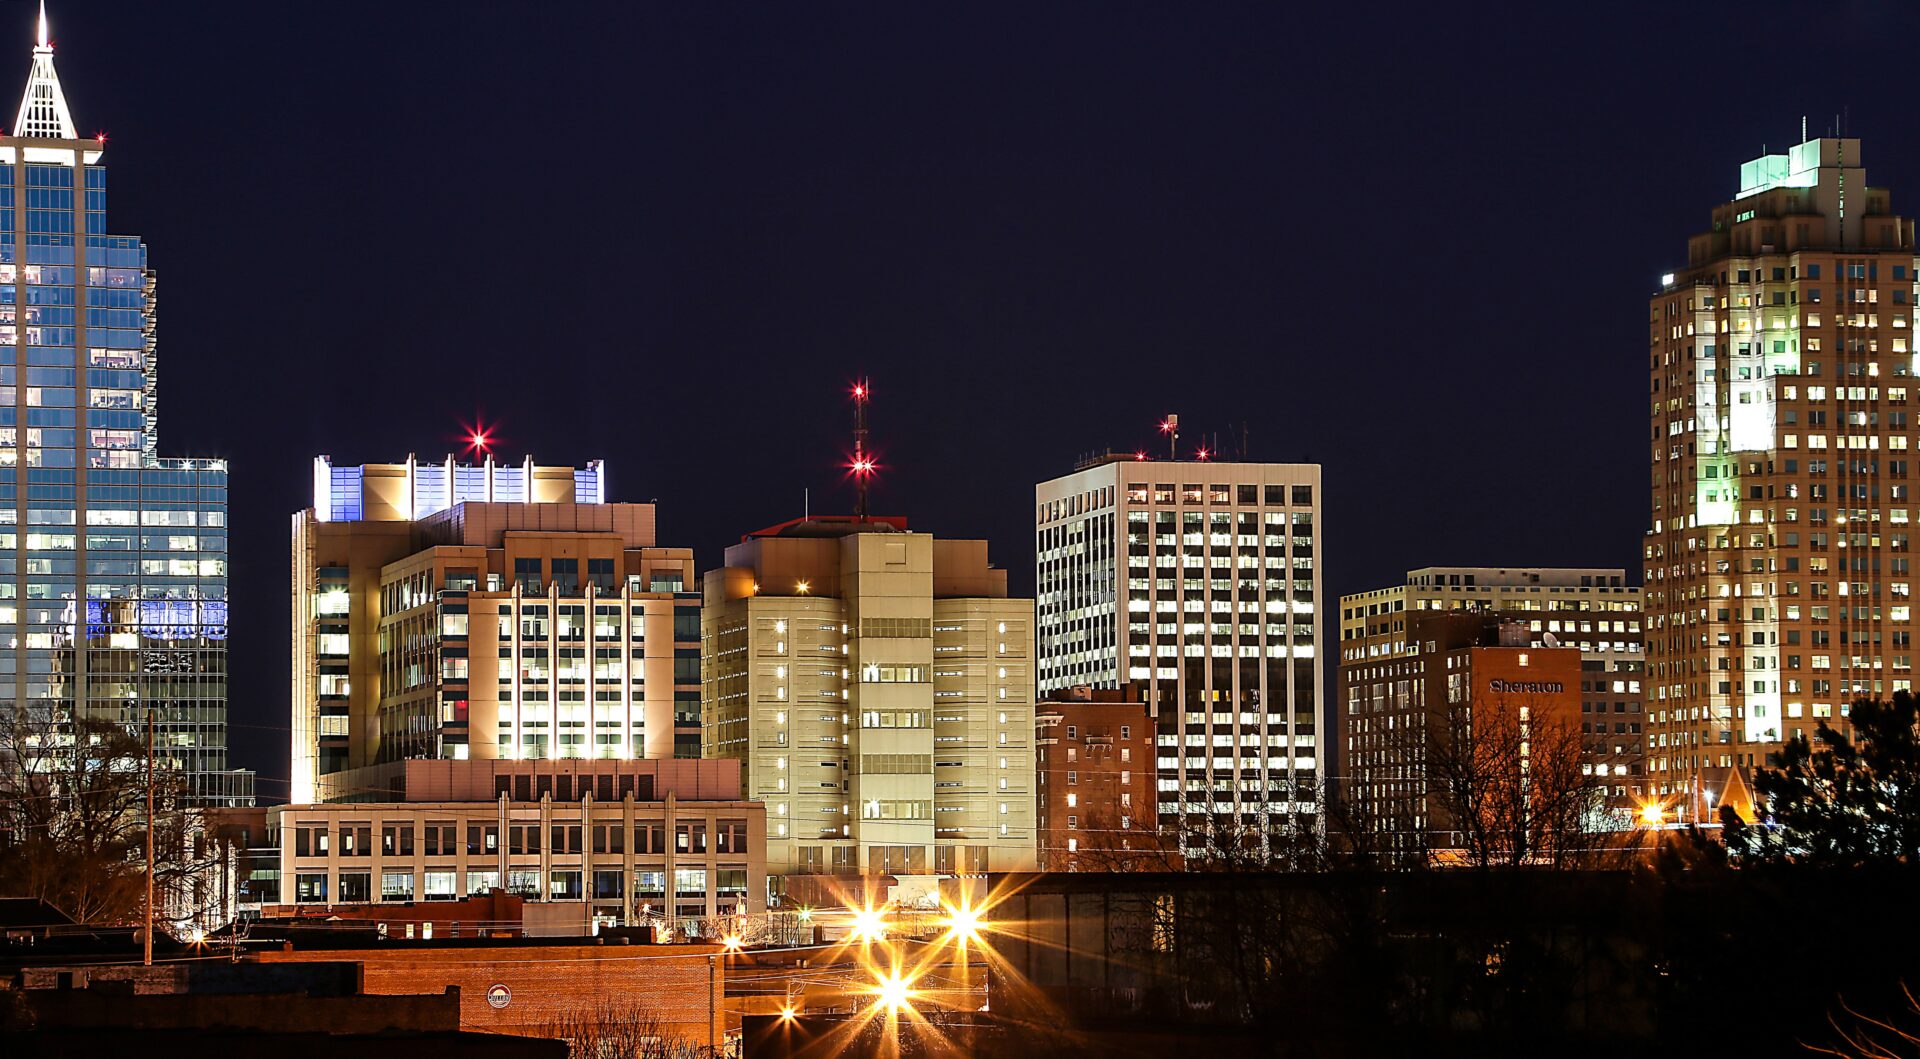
[[1035, 687, 1160, 870], [270, 759, 764, 931], [0, 10, 245, 803], [701, 516, 1037, 879], [291, 455, 700, 804], [1341, 614, 1586, 858], [1338, 567, 1646, 815], [1648, 135, 1919, 822], [1035, 458, 1323, 859]]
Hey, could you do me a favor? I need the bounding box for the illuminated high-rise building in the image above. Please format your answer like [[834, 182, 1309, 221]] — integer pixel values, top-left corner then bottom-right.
[[0, 7, 246, 804], [1035, 456, 1323, 860], [1648, 134, 1918, 823], [290, 454, 701, 804]]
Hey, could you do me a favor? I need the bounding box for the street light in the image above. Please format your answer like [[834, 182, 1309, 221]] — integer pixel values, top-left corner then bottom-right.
[[870, 970, 917, 1013], [1639, 801, 1666, 826], [941, 901, 983, 946], [849, 905, 886, 943]]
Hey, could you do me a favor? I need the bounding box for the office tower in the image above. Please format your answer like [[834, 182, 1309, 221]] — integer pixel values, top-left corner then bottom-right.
[[1340, 612, 1585, 857], [0, 9, 247, 803], [1338, 567, 1646, 813], [1034, 686, 1160, 870], [1648, 135, 1918, 823], [701, 515, 1037, 879], [1035, 457, 1323, 859], [290, 454, 700, 804]]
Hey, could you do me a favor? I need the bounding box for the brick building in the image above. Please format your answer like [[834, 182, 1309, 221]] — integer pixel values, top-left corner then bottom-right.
[[1035, 687, 1162, 869], [1340, 614, 1588, 859], [254, 940, 726, 1048], [1339, 567, 1647, 822]]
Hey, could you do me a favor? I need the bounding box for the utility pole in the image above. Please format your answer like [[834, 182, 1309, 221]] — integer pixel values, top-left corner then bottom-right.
[[144, 706, 154, 967]]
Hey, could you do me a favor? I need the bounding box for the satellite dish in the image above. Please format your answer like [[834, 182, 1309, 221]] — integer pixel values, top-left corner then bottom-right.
[[1542, 632, 1561, 648]]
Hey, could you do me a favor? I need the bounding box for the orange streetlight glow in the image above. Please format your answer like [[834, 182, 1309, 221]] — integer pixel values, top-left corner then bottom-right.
[[941, 901, 983, 945], [848, 905, 886, 943], [1639, 801, 1666, 826], [722, 934, 744, 952], [871, 970, 916, 1012]]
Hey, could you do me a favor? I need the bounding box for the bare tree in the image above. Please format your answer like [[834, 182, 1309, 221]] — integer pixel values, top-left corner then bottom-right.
[[540, 997, 707, 1059], [1804, 983, 1920, 1059], [1425, 692, 1605, 869], [1053, 800, 1181, 872], [0, 706, 220, 927]]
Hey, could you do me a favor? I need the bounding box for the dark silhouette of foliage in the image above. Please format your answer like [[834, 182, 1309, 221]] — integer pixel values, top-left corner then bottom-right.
[[1723, 690, 1920, 865]]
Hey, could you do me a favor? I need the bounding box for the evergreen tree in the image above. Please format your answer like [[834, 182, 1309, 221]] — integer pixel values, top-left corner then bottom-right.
[[1723, 690, 1920, 864]]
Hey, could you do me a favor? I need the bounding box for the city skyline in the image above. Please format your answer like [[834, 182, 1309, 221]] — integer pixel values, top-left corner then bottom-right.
[[22, 3, 1920, 794]]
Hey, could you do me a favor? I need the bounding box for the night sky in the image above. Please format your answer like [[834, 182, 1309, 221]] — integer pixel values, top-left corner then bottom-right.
[[34, 1, 1920, 798]]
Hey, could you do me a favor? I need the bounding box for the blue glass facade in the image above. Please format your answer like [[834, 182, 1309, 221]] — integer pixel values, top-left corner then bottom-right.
[[1, 30, 249, 804]]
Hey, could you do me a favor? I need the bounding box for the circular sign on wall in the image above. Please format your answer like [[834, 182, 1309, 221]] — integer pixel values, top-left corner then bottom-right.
[[486, 984, 512, 1010]]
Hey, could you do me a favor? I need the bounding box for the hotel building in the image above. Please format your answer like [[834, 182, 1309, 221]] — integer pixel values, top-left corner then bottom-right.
[[701, 516, 1037, 879], [1035, 458, 1323, 858], [1338, 567, 1646, 815], [0, 9, 246, 803], [1341, 612, 1585, 857], [290, 454, 701, 804], [1648, 135, 1918, 821]]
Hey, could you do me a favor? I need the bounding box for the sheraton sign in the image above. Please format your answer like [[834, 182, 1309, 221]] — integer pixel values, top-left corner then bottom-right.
[[1488, 679, 1565, 695]]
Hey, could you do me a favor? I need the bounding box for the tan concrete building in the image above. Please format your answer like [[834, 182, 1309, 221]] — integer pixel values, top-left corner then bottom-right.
[[271, 758, 764, 931], [1339, 567, 1646, 816], [1648, 135, 1919, 823], [1035, 457, 1322, 861], [701, 516, 1037, 879], [291, 455, 700, 803]]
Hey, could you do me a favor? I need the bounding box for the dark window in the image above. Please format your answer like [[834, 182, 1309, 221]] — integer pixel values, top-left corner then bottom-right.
[[551, 558, 579, 595], [514, 557, 543, 594]]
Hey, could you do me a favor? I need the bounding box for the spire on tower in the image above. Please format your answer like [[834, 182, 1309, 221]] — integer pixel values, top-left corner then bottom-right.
[[14, 1, 76, 139]]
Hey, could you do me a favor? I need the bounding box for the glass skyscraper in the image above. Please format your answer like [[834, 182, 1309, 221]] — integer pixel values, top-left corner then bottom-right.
[[2, 7, 247, 804]]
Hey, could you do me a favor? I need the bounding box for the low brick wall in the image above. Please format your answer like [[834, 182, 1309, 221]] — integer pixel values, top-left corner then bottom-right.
[[254, 942, 724, 1046]]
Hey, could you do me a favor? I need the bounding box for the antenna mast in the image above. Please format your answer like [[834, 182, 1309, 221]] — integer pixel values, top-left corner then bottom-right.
[[851, 379, 873, 521]]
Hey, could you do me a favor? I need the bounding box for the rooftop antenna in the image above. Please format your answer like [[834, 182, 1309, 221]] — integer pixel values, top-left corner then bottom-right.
[[1160, 414, 1180, 460], [850, 378, 873, 521]]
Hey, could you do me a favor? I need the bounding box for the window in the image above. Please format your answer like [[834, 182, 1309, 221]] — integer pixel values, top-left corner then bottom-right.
[[424, 871, 458, 901], [295, 873, 327, 902], [338, 871, 371, 903], [514, 557, 543, 594], [381, 872, 414, 901]]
